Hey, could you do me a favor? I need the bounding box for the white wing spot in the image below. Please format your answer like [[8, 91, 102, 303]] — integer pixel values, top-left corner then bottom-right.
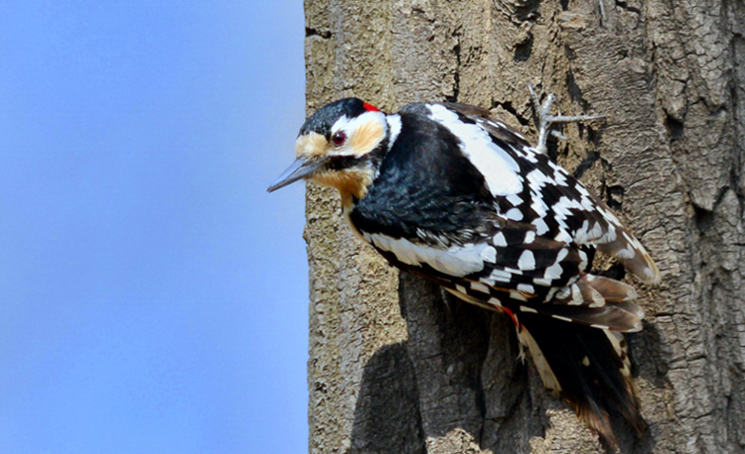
[[470, 281, 491, 294], [509, 290, 528, 302], [517, 283, 535, 294], [505, 208, 523, 221], [493, 232, 508, 247], [518, 250, 536, 271], [532, 218, 549, 235], [554, 230, 572, 243], [487, 269, 513, 283], [527, 168, 553, 189], [544, 262, 564, 280], [506, 193, 523, 206], [533, 277, 553, 287]]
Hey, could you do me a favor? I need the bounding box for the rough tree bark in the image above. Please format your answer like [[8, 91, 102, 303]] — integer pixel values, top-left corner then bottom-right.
[[302, 1, 745, 452]]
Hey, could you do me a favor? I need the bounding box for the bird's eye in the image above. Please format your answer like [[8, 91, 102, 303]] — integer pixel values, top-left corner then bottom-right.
[[332, 131, 346, 147]]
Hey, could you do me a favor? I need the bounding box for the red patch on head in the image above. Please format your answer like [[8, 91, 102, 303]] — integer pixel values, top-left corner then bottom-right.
[[362, 102, 380, 112]]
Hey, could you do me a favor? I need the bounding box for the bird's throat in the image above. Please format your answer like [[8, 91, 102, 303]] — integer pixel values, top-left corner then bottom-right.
[[312, 167, 374, 210]]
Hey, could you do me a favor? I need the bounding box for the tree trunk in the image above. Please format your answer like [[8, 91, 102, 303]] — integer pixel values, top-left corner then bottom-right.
[[302, 0, 745, 452]]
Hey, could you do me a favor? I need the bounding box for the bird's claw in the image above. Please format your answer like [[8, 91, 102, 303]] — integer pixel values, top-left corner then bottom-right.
[[527, 83, 605, 155]]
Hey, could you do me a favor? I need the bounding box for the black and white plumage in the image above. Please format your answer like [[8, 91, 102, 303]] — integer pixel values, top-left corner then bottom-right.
[[268, 97, 660, 448]]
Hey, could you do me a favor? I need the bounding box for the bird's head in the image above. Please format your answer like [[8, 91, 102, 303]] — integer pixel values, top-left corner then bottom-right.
[[267, 98, 389, 202]]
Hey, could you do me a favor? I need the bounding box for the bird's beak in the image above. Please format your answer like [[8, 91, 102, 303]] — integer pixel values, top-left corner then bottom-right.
[[267, 157, 323, 192]]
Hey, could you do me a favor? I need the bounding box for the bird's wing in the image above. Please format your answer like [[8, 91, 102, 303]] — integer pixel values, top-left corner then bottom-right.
[[439, 102, 660, 285]]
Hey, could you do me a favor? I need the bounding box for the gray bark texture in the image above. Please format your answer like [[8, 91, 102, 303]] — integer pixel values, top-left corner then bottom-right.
[[302, 0, 745, 452]]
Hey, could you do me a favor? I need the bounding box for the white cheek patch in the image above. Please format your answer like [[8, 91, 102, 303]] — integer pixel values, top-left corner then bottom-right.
[[364, 232, 497, 277], [330, 111, 387, 157], [427, 104, 523, 196]]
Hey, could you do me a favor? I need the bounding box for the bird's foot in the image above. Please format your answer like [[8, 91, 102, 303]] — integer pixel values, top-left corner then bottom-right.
[[528, 83, 605, 155]]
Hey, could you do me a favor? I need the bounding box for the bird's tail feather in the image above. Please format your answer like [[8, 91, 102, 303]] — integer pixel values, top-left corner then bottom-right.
[[515, 311, 645, 450]]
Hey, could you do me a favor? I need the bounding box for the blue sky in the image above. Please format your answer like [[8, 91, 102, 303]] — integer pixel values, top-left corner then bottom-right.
[[0, 2, 308, 453]]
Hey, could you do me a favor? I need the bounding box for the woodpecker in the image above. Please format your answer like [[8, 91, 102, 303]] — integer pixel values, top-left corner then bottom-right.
[[268, 97, 660, 448]]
